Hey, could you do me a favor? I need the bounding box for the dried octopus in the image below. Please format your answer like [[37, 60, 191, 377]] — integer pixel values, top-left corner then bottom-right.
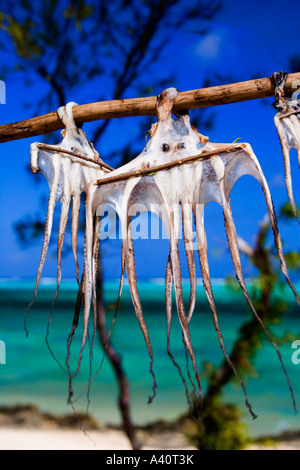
[[28, 88, 300, 417], [79, 87, 300, 416], [27, 102, 111, 330], [273, 71, 300, 221]]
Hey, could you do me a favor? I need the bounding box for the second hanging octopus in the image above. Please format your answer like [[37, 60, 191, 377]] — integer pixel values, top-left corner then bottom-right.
[[77, 87, 300, 416]]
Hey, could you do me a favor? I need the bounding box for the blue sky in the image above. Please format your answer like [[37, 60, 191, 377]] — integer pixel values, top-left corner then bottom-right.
[[0, 0, 300, 281]]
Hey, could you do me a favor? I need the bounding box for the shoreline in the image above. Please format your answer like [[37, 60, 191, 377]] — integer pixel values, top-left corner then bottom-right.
[[1, 427, 300, 451], [0, 404, 300, 450], [0, 404, 197, 450]]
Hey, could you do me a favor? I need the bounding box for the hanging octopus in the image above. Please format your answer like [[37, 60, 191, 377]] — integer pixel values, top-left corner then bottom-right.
[[80, 87, 300, 417], [27, 102, 112, 325], [273, 71, 300, 221]]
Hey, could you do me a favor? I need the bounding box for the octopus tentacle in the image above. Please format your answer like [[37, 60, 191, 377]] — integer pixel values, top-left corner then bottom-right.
[[165, 254, 173, 353], [181, 203, 197, 323], [68, 244, 126, 406], [115, 244, 126, 324], [43, 194, 71, 371], [82, 214, 102, 408], [125, 230, 157, 403], [165, 253, 192, 408], [44, 196, 71, 371], [71, 193, 82, 284], [274, 115, 299, 222], [168, 203, 202, 401], [53, 195, 71, 307], [77, 184, 96, 377], [180, 202, 201, 400], [222, 200, 297, 413], [247, 145, 300, 305], [67, 273, 84, 365], [88, 214, 102, 364], [289, 114, 300, 160], [194, 204, 257, 419], [24, 157, 61, 335], [170, 241, 199, 400], [109, 178, 160, 403], [43, 194, 72, 374], [67, 211, 98, 402], [83, 244, 127, 400]]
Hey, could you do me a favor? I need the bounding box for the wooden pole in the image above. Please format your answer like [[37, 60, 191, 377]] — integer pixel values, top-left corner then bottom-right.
[[36, 144, 114, 172], [0, 72, 299, 144], [94, 144, 245, 185]]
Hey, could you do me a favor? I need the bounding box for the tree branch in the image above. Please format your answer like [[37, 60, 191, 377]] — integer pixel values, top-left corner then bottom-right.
[[0, 72, 299, 144]]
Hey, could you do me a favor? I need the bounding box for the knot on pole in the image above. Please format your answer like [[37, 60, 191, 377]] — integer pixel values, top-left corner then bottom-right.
[[272, 71, 288, 110]]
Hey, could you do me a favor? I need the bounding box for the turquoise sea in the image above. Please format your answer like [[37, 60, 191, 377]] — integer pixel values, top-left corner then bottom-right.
[[0, 277, 300, 439]]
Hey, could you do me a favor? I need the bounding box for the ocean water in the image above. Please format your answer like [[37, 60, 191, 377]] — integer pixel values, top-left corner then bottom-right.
[[0, 277, 299, 438]]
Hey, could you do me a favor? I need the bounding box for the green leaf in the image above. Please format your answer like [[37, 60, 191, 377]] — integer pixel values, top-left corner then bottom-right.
[[279, 201, 300, 219], [284, 250, 300, 270]]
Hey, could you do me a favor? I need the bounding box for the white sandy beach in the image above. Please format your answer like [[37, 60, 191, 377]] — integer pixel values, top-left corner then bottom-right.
[[0, 427, 198, 451], [1, 405, 300, 450], [0, 426, 300, 450], [0, 404, 198, 450]]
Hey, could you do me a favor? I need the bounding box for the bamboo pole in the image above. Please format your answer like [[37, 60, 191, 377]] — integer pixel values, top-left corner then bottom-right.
[[0, 72, 299, 144]]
